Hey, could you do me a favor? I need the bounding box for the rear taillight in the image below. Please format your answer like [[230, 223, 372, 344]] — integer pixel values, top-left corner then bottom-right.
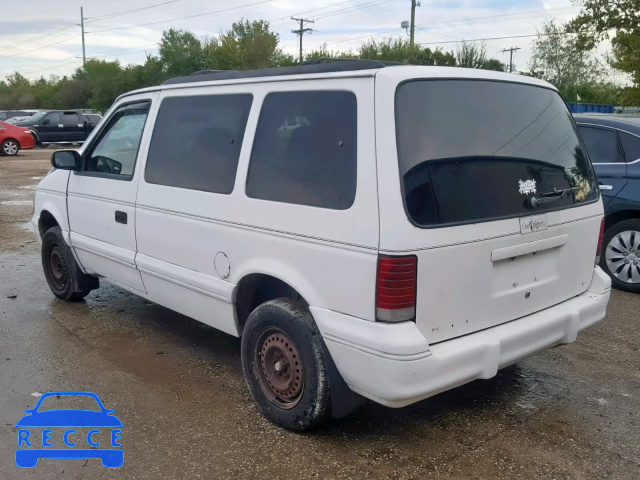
[[376, 255, 417, 322], [596, 218, 605, 264]]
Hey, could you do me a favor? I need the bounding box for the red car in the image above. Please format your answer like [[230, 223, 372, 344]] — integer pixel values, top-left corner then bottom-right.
[[0, 120, 35, 156]]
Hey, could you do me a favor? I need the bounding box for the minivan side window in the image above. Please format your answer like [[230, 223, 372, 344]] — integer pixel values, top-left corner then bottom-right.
[[145, 94, 253, 194], [246, 91, 357, 210], [620, 132, 640, 163], [83, 101, 150, 178], [578, 126, 622, 164]]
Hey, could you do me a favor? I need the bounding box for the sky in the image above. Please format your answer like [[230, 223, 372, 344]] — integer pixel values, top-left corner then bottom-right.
[[0, 0, 610, 81]]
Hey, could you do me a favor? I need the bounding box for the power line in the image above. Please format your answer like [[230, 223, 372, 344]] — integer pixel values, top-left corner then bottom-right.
[[87, 0, 272, 34], [0, 24, 76, 53], [0, 35, 80, 61], [314, 0, 396, 20], [291, 17, 314, 63], [416, 5, 578, 30], [0, 0, 181, 56], [85, 0, 179, 23], [418, 33, 544, 45]]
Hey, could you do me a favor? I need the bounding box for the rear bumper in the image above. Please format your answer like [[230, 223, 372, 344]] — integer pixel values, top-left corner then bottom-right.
[[312, 266, 611, 408]]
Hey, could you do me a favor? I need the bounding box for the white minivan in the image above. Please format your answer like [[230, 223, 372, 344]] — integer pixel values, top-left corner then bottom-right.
[[32, 61, 611, 430]]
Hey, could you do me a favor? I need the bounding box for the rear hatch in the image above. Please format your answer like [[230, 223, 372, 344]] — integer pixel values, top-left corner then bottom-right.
[[383, 77, 602, 344]]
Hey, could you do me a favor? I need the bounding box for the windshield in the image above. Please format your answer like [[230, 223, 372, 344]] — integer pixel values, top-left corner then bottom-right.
[[30, 111, 47, 122], [395, 80, 598, 227]]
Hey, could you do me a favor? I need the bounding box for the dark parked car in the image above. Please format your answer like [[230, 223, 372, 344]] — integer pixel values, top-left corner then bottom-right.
[[12, 110, 101, 145], [575, 114, 640, 292]]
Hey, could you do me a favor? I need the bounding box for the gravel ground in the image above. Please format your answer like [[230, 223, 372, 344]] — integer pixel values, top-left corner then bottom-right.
[[0, 150, 639, 479]]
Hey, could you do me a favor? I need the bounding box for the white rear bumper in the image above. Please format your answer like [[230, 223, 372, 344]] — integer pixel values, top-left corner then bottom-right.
[[312, 266, 611, 408]]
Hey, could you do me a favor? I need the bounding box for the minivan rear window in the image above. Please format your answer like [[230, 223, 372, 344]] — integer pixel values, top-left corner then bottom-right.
[[395, 80, 598, 227]]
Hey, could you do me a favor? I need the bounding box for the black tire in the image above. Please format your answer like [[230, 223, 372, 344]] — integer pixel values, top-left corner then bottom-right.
[[600, 219, 640, 293], [241, 298, 331, 431], [41, 226, 96, 301], [1, 138, 19, 156]]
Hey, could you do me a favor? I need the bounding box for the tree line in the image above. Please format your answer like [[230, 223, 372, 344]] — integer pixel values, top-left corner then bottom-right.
[[2, 0, 639, 112], [0, 20, 506, 112]]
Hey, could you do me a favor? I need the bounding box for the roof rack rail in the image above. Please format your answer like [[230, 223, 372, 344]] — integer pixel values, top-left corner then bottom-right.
[[190, 70, 227, 76], [161, 59, 400, 86], [302, 57, 404, 66]]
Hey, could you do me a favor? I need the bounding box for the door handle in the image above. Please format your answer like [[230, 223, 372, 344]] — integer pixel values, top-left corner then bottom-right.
[[599, 184, 614, 191], [115, 211, 127, 224]]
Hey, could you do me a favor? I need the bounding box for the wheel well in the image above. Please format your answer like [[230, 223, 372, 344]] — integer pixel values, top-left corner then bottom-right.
[[235, 274, 307, 335], [605, 210, 640, 230], [38, 210, 59, 239]]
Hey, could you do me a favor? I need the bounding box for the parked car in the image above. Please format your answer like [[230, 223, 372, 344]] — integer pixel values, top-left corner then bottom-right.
[[0, 120, 35, 156], [32, 61, 611, 430], [12, 110, 100, 145], [0, 109, 39, 122], [574, 114, 640, 292]]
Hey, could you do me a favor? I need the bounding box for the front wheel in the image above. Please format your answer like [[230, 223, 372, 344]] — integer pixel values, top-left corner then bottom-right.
[[241, 298, 331, 431], [1, 139, 19, 156], [41, 226, 97, 300], [600, 219, 640, 293]]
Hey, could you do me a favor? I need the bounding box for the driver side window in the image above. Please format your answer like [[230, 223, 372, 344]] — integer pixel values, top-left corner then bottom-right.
[[84, 101, 150, 178]]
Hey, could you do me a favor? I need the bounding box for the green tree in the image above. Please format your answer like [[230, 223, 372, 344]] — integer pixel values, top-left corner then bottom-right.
[[158, 28, 205, 78], [481, 58, 506, 72], [455, 41, 488, 69], [568, 0, 640, 104], [204, 20, 283, 71], [77, 59, 125, 111], [529, 20, 604, 99]]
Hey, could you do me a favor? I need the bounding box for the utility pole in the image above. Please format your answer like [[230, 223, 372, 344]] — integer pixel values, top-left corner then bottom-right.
[[502, 46, 521, 73], [409, 0, 418, 48], [80, 6, 86, 66], [291, 17, 314, 64]]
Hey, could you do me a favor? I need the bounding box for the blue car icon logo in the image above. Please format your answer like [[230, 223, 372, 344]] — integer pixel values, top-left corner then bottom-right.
[[15, 391, 123, 468]]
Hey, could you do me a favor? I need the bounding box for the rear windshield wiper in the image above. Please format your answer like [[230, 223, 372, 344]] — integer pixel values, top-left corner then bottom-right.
[[530, 186, 581, 208]]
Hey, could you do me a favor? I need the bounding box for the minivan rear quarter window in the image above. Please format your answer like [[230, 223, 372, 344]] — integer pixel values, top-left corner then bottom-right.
[[246, 90, 357, 210], [395, 80, 598, 227], [146, 94, 253, 194]]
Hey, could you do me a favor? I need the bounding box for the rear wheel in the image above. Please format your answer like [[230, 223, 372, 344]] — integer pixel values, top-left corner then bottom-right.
[[241, 298, 331, 431], [600, 219, 640, 293], [41, 226, 96, 300], [1, 139, 19, 156]]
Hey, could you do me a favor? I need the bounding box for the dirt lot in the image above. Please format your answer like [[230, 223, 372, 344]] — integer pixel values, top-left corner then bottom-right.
[[1, 150, 639, 479]]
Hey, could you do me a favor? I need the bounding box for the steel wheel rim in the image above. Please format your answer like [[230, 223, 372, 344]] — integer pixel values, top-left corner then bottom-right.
[[255, 328, 304, 409], [605, 230, 640, 284], [3, 141, 17, 155], [49, 246, 68, 288]]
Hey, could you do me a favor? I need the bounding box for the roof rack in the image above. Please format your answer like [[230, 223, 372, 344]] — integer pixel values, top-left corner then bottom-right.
[[161, 59, 399, 85], [302, 57, 403, 66]]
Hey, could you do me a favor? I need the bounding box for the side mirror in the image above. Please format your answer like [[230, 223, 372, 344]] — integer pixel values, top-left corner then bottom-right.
[[51, 150, 81, 171], [41, 118, 50, 125]]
